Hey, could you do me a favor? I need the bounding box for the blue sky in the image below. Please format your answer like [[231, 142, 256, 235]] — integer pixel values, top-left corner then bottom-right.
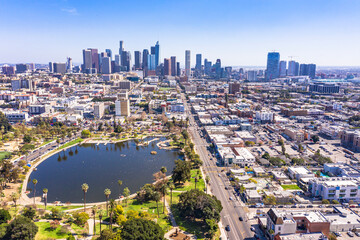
[[1, 0, 360, 66]]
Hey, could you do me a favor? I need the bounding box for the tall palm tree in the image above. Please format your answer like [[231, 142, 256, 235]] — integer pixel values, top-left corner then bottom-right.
[[98, 210, 104, 234], [169, 182, 175, 206], [194, 176, 199, 190], [92, 206, 97, 235], [82, 183, 89, 212], [42, 188, 48, 210], [153, 192, 161, 218], [104, 188, 111, 216], [32, 179, 38, 206], [109, 199, 115, 229]]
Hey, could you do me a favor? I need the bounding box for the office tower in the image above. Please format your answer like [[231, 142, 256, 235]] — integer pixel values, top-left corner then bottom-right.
[[16, 64, 28, 73], [176, 62, 180, 76], [309, 83, 339, 93], [215, 59, 222, 78], [164, 58, 171, 76], [308, 64, 316, 79], [94, 102, 105, 119], [265, 52, 280, 80], [88, 48, 99, 72], [156, 64, 164, 76], [247, 70, 258, 81], [49, 62, 54, 73], [105, 49, 112, 60], [134, 51, 142, 70], [142, 49, 149, 70], [82, 49, 92, 72], [101, 57, 111, 74], [300, 64, 316, 79], [66, 57, 73, 72], [148, 54, 156, 70], [28, 63, 35, 71], [195, 54, 202, 77], [185, 50, 191, 77], [115, 54, 121, 66], [155, 41, 160, 68], [229, 82, 240, 94], [170, 56, 177, 76], [121, 51, 131, 71], [115, 99, 130, 116], [119, 41, 124, 56], [2, 65, 15, 75], [288, 60, 299, 76], [204, 59, 212, 75], [151, 46, 155, 54], [279, 61, 287, 77], [53, 63, 66, 73]]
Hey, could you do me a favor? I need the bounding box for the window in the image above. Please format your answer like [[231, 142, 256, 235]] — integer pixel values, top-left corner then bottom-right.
[[278, 227, 281, 231]]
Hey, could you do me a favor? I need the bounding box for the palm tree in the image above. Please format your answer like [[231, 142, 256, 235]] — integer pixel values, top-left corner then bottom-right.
[[32, 179, 38, 206], [153, 192, 161, 218], [81, 183, 89, 212], [104, 188, 111, 216], [11, 192, 19, 211], [194, 176, 199, 190], [109, 199, 115, 229], [168, 183, 175, 206], [43, 188, 48, 210], [98, 210, 104, 234], [92, 206, 97, 235], [117, 180, 122, 202]]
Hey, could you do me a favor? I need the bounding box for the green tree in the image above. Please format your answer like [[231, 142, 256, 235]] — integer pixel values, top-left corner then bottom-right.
[[81, 183, 89, 212], [73, 212, 89, 226], [0, 209, 11, 224], [168, 183, 175, 205], [136, 184, 156, 203], [311, 135, 320, 143], [120, 218, 164, 240], [23, 135, 32, 144], [262, 152, 270, 159], [4, 216, 38, 240], [172, 160, 191, 184], [123, 187, 130, 206], [97, 229, 115, 240], [42, 188, 48, 210], [104, 188, 111, 216], [22, 207, 36, 220], [322, 199, 330, 204], [0, 112, 11, 133], [331, 200, 339, 204], [81, 130, 91, 138], [153, 192, 161, 218]]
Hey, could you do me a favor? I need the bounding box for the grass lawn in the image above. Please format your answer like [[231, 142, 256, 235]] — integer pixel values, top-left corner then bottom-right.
[[281, 184, 301, 190], [0, 151, 11, 161], [173, 169, 205, 192], [71, 223, 86, 235], [35, 222, 69, 240], [36, 205, 82, 211], [159, 87, 175, 91], [39, 139, 54, 147], [58, 138, 84, 150]]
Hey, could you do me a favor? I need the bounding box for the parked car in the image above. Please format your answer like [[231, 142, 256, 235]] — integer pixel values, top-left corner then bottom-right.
[[239, 217, 243, 221], [355, 232, 360, 237], [347, 231, 354, 237], [250, 227, 255, 232], [225, 225, 230, 231], [334, 232, 341, 237]]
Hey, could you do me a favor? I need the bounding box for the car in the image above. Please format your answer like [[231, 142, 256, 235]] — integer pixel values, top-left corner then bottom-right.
[[239, 217, 243, 221], [229, 197, 234, 201], [291, 205, 297, 208], [334, 232, 341, 237], [307, 205, 314, 208], [250, 227, 255, 232], [347, 231, 354, 237], [225, 225, 230, 231], [278, 205, 284, 208], [225, 186, 228, 190], [218, 174, 221, 177], [355, 232, 360, 237]]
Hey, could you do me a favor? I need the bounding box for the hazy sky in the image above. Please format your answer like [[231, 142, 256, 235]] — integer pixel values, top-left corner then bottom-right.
[[1, 0, 360, 67]]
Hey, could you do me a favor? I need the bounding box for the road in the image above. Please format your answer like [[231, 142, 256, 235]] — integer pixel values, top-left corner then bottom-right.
[[181, 91, 253, 240]]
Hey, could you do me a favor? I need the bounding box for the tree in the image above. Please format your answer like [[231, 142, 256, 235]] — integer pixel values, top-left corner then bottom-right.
[[42, 188, 48, 210], [81, 129, 91, 138], [137, 184, 156, 203], [172, 160, 191, 184], [178, 189, 222, 223], [4, 216, 38, 240], [331, 200, 339, 204], [120, 218, 164, 240], [0, 209, 11, 224], [153, 192, 161, 218], [81, 183, 89, 212], [97, 229, 115, 240], [0, 112, 11, 133], [206, 218, 218, 238], [22, 207, 36, 220], [160, 166, 167, 174], [73, 212, 89, 226], [104, 188, 111, 216], [263, 195, 277, 205], [322, 199, 330, 204], [123, 187, 130, 206], [194, 176, 199, 190], [11, 192, 19, 210], [32, 179, 38, 206], [262, 152, 270, 159], [168, 183, 175, 205], [311, 135, 320, 143], [23, 135, 32, 144]]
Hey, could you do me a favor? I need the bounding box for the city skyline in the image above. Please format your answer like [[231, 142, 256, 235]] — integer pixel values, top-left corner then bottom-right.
[[1, 0, 360, 66]]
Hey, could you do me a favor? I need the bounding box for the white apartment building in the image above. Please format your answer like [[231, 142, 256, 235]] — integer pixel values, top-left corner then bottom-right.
[[255, 111, 274, 123], [288, 167, 314, 181], [309, 177, 360, 202]]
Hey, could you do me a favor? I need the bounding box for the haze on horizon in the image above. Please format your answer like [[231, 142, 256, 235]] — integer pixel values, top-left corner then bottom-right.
[[1, 0, 360, 67]]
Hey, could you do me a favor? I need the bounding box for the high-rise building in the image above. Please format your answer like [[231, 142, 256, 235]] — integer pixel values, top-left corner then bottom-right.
[[279, 61, 287, 77], [229, 82, 240, 94], [300, 64, 316, 79], [2, 65, 15, 75], [148, 54, 156, 70], [121, 51, 131, 71], [204, 59, 212, 76], [90, 48, 99, 72], [185, 50, 191, 77], [155, 41, 160, 68], [53, 63, 66, 74], [266, 52, 280, 80], [105, 49, 112, 60], [170, 56, 177, 76], [214, 59, 222, 79], [115, 99, 130, 116], [195, 54, 202, 77], [82, 49, 92, 72], [119, 41, 124, 56], [164, 58, 171, 76], [101, 57, 111, 74], [66, 57, 73, 72], [288, 61, 299, 76], [247, 70, 258, 81], [114, 54, 121, 66], [94, 102, 105, 119], [16, 64, 28, 73], [142, 49, 149, 70], [176, 62, 180, 76], [134, 51, 142, 70], [49, 62, 54, 73], [29, 63, 35, 72]]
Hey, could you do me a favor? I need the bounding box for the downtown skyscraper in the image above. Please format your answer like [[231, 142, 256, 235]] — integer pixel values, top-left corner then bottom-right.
[[185, 50, 191, 77], [266, 52, 280, 80]]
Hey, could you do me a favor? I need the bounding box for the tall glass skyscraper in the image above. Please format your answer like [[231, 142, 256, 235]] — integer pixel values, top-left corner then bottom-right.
[[266, 52, 280, 80], [185, 50, 191, 77], [155, 41, 160, 68]]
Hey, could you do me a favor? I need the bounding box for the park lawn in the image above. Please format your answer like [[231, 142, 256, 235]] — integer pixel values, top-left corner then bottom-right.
[[35, 222, 69, 240], [36, 205, 82, 211], [281, 184, 301, 190], [0, 151, 11, 161], [159, 87, 175, 91], [39, 139, 54, 147], [173, 169, 205, 192], [71, 223, 86, 235], [58, 138, 84, 150]]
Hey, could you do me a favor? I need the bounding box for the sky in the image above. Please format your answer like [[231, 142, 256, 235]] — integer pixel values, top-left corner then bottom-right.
[[1, 0, 360, 67]]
